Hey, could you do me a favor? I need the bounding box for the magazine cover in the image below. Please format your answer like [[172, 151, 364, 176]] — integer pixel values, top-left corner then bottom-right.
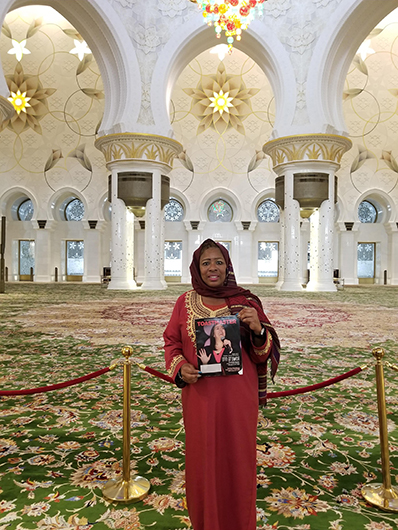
[[195, 315, 242, 376]]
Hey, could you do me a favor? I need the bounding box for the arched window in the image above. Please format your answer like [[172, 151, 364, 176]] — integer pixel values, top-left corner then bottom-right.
[[18, 199, 34, 221], [164, 198, 184, 221], [358, 200, 377, 223], [208, 199, 233, 222], [65, 198, 84, 221], [257, 199, 279, 222]]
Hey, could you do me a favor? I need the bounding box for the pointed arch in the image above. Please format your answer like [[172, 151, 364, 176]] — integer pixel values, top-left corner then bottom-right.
[[307, 0, 398, 134], [151, 15, 296, 137]]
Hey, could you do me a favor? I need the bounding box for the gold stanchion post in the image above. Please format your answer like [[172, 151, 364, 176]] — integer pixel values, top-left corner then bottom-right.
[[362, 347, 398, 512], [103, 346, 150, 503]]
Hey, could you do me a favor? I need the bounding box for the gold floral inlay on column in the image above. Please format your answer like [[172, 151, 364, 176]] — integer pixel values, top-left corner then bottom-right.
[[95, 133, 183, 169], [263, 134, 352, 168]]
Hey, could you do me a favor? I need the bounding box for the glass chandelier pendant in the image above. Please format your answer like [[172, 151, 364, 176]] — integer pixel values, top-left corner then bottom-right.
[[196, 0, 267, 52]]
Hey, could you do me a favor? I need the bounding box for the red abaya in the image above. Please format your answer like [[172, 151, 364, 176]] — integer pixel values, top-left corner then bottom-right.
[[164, 290, 274, 530]]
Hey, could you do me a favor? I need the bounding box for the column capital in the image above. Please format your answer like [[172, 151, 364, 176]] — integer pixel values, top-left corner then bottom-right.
[[0, 95, 15, 123], [94, 132, 183, 171], [263, 133, 352, 171]]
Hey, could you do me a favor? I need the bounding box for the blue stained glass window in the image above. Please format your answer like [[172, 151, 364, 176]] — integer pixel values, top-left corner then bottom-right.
[[65, 198, 84, 221], [164, 198, 184, 222], [257, 199, 279, 222], [358, 201, 377, 223], [208, 199, 233, 222], [18, 199, 34, 221]]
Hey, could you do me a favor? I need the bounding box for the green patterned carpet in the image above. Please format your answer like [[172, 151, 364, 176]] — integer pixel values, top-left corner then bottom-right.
[[1, 284, 398, 530]]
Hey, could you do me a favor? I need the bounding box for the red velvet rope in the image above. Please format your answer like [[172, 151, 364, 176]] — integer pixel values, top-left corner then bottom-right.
[[143, 366, 174, 384], [0, 367, 110, 396], [266, 366, 363, 399], [0, 364, 364, 398]]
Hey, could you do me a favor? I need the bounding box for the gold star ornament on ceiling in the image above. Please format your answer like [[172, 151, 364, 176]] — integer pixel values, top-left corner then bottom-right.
[[8, 89, 31, 114], [184, 62, 259, 135], [209, 89, 233, 114]]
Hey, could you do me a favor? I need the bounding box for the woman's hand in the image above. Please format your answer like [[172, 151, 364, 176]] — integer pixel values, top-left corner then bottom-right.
[[222, 339, 232, 348], [181, 363, 201, 384], [198, 348, 210, 364], [238, 307, 262, 335]]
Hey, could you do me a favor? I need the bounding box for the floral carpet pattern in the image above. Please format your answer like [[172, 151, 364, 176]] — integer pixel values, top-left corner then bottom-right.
[[0, 284, 398, 530]]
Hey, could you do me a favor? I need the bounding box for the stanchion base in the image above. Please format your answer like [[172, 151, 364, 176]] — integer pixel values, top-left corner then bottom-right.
[[103, 476, 150, 504], [362, 483, 398, 512]]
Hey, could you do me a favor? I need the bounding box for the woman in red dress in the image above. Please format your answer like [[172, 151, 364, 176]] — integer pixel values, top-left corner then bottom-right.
[[164, 239, 280, 530]]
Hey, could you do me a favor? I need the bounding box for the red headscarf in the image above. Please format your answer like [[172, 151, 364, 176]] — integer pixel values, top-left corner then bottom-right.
[[190, 239, 280, 405]]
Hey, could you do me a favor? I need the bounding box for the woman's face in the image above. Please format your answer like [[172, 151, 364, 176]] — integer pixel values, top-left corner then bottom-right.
[[199, 247, 227, 288], [213, 323, 226, 340]]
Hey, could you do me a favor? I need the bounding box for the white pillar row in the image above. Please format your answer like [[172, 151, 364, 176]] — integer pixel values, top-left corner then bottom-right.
[[338, 223, 359, 285], [279, 169, 302, 291], [107, 166, 136, 290], [275, 209, 285, 289], [33, 220, 55, 282], [83, 221, 105, 283], [182, 221, 204, 283], [235, 221, 257, 284], [307, 169, 338, 292], [263, 134, 352, 292], [94, 133, 183, 291], [386, 222, 398, 285], [300, 219, 310, 285], [141, 168, 166, 290]]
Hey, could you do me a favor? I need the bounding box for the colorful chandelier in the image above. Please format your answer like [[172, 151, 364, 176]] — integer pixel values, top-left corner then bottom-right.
[[193, 0, 267, 51]]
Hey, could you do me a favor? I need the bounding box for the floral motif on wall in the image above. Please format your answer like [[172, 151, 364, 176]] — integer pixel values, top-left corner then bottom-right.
[[183, 62, 259, 135], [3, 63, 56, 135]]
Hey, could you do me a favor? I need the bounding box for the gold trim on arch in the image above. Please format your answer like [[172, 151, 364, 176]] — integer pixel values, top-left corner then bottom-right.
[[263, 133, 352, 168]]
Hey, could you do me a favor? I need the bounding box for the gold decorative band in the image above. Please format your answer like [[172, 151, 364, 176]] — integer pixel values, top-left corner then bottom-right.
[[95, 132, 183, 168], [263, 133, 352, 168]]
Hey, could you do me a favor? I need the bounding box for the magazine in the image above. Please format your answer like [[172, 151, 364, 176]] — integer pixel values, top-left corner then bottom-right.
[[195, 315, 242, 376]]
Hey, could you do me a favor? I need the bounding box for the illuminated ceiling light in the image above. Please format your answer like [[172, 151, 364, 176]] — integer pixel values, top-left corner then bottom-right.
[[210, 44, 229, 61], [69, 39, 92, 61], [357, 39, 375, 61], [8, 89, 31, 114], [7, 39, 31, 62], [191, 0, 267, 52], [209, 89, 233, 114]]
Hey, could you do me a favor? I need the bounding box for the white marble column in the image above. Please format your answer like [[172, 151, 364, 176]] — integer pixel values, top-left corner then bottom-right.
[[235, 221, 256, 283], [33, 221, 55, 282], [278, 170, 303, 291], [95, 133, 183, 290], [386, 222, 398, 285], [141, 169, 167, 290], [182, 221, 203, 283], [263, 134, 352, 292], [339, 223, 359, 285], [83, 221, 105, 283], [307, 173, 336, 291], [275, 209, 285, 289], [108, 167, 136, 290]]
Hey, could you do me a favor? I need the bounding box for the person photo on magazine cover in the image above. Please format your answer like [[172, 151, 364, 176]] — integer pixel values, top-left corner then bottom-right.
[[198, 322, 232, 366]]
